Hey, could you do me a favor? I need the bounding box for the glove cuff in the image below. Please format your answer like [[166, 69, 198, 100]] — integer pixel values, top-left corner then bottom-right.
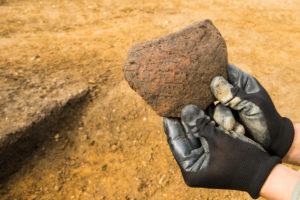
[[247, 156, 281, 199], [272, 117, 294, 158]]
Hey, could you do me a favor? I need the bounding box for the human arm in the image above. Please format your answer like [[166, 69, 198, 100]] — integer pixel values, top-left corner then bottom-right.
[[260, 164, 300, 200]]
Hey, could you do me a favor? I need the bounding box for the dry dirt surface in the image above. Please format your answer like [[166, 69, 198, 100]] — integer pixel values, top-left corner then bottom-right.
[[0, 68, 89, 181], [0, 0, 300, 199]]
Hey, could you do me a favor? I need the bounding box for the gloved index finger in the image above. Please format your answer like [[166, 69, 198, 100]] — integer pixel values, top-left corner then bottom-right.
[[213, 103, 235, 131], [163, 117, 201, 168], [213, 103, 245, 135]]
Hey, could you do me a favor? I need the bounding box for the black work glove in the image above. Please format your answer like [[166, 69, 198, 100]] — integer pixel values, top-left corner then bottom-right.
[[163, 104, 281, 199], [210, 63, 294, 158]]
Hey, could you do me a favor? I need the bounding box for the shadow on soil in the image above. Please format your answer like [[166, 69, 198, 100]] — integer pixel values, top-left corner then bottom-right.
[[0, 92, 91, 184]]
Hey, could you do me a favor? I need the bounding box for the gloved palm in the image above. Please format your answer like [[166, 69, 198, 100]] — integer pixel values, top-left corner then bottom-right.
[[210, 63, 294, 158], [163, 104, 280, 199]]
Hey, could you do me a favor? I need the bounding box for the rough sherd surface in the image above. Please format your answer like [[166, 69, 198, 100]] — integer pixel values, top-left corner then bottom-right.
[[0, 69, 89, 180], [123, 19, 228, 117]]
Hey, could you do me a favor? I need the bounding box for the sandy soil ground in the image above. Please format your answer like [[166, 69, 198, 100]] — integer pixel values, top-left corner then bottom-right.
[[0, 0, 300, 199]]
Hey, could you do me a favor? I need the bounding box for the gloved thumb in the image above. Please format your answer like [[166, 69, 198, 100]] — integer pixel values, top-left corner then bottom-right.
[[210, 76, 238, 103], [210, 76, 248, 112], [181, 104, 211, 138]]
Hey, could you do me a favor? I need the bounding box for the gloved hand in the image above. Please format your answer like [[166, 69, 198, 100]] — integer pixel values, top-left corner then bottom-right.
[[210, 63, 294, 158], [163, 104, 281, 199]]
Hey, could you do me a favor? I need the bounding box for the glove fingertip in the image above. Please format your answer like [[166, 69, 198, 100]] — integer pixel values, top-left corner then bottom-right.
[[210, 76, 235, 104], [163, 117, 185, 140], [181, 104, 205, 127]]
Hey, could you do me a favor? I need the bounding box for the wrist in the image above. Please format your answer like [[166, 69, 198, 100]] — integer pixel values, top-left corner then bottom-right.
[[260, 164, 300, 200], [283, 123, 300, 165], [246, 154, 281, 199]]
